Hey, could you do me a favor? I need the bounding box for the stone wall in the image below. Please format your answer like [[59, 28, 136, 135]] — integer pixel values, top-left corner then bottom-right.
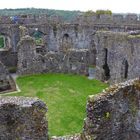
[[17, 26, 96, 75], [38, 49, 95, 74], [75, 14, 140, 25], [0, 61, 11, 92], [17, 35, 42, 75], [17, 27, 140, 81], [95, 31, 140, 84], [17, 39, 96, 75], [1, 14, 140, 82], [0, 50, 17, 68], [1, 15, 140, 53], [0, 96, 48, 140], [82, 78, 140, 140], [1, 13, 140, 25], [46, 24, 96, 51]]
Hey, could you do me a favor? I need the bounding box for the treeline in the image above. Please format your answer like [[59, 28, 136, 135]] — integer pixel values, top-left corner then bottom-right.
[[0, 8, 114, 21], [83, 10, 112, 17], [0, 8, 82, 21]]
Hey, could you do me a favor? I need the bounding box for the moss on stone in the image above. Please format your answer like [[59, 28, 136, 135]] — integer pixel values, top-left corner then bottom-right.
[[105, 112, 110, 119], [88, 65, 96, 68], [128, 34, 140, 39], [130, 105, 137, 117], [88, 95, 95, 102], [35, 38, 44, 46], [134, 80, 140, 90]]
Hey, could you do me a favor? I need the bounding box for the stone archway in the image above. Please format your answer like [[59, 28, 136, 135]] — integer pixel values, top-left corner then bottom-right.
[[60, 33, 73, 53]]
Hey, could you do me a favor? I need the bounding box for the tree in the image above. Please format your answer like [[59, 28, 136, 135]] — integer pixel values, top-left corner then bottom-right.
[[96, 10, 112, 15], [83, 10, 95, 17]]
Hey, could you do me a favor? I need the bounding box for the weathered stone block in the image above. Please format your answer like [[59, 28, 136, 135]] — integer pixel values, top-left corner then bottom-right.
[[0, 96, 48, 140]]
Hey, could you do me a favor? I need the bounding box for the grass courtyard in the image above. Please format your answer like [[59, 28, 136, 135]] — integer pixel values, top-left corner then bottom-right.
[[8, 74, 108, 136]]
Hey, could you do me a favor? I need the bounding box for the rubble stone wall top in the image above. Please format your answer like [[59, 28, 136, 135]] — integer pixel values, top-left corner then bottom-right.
[[82, 78, 140, 140], [0, 96, 48, 140]]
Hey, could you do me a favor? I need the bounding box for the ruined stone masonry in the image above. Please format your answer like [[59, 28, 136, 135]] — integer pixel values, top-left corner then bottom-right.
[[17, 26, 95, 75], [0, 96, 48, 140], [0, 13, 140, 83], [0, 61, 16, 93], [82, 78, 140, 140], [16, 27, 140, 84], [0, 13, 140, 139], [95, 31, 140, 84], [17, 35, 41, 75], [0, 78, 140, 140]]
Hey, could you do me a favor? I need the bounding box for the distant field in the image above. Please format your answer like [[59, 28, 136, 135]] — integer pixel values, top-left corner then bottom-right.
[[7, 74, 108, 136]]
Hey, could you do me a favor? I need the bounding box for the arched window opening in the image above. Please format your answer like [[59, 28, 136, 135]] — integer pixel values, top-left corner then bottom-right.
[[63, 33, 69, 39], [33, 31, 44, 46], [60, 33, 73, 53]]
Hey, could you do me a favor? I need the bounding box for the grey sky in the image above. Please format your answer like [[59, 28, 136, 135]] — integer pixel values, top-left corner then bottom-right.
[[0, 0, 140, 13]]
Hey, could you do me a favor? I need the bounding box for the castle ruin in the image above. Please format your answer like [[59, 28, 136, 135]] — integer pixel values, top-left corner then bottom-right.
[[0, 12, 140, 139], [0, 13, 140, 83]]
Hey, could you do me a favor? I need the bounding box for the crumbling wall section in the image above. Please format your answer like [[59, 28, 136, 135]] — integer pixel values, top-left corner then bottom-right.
[[0, 96, 48, 140], [17, 35, 43, 75], [0, 61, 12, 92], [82, 78, 140, 140], [38, 49, 94, 75], [95, 31, 140, 84], [17, 25, 96, 75], [47, 24, 96, 51]]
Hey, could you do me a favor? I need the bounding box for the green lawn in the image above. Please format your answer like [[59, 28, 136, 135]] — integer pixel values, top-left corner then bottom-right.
[[7, 74, 108, 136]]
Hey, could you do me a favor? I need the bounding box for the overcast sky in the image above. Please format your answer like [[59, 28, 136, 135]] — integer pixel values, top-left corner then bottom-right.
[[0, 0, 140, 13]]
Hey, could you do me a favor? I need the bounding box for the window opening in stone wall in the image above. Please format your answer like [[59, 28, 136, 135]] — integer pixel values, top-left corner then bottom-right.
[[53, 25, 57, 37], [22, 60, 27, 68], [124, 60, 128, 79], [60, 33, 73, 53], [41, 58, 45, 63], [102, 48, 110, 81], [74, 24, 78, 38], [63, 33, 69, 40], [121, 59, 129, 79], [0, 35, 5, 49], [36, 47, 43, 54], [33, 30, 44, 46]]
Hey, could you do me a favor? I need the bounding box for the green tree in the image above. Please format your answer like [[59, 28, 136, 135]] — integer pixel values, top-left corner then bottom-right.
[[96, 10, 112, 15], [83, 10, 95, 17]]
